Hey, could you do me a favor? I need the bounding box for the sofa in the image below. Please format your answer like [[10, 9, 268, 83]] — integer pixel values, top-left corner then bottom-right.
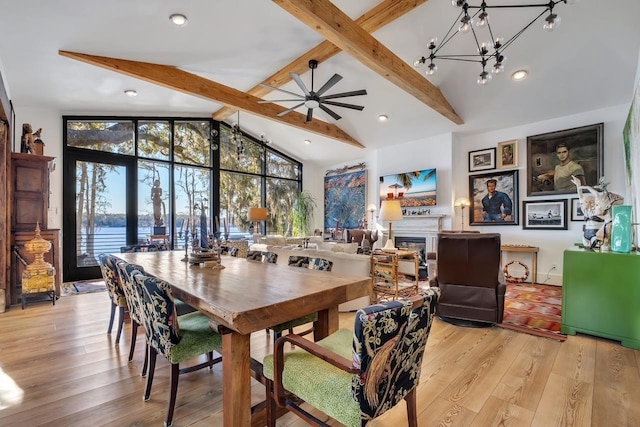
[[248, 243, 372, 311]]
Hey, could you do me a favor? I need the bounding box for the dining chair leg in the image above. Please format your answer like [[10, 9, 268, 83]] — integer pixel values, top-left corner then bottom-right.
[[166, 363, 180, 427], [107, 302, 116, 334], [115, 306, 126, 342], [405, 388, 417, 427], [128, 320, 138, 362], [144, 348, 158, 401], [141, 343, 149, 377]]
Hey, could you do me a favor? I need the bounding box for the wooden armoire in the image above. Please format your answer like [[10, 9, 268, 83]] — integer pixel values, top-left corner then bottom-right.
[[9, 152, 61, 305]]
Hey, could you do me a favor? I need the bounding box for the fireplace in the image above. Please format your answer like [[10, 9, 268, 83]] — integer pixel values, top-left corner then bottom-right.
[[395, 236, 428, 279]]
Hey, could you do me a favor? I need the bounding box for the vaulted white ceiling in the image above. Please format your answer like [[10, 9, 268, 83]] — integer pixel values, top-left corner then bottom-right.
[[0, 0, 638, 166]]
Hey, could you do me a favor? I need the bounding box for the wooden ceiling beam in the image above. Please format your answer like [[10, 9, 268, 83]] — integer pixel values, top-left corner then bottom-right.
[[273, 0, 464, 125], [58, 50, 364, 148], [212, 0, 431, 121]]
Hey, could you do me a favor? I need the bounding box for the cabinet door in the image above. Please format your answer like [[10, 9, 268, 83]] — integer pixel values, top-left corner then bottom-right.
[[11, 153, 53, 230]]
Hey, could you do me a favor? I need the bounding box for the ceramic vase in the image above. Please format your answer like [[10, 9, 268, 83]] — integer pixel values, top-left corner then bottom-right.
[[611, 205, 633, 253]]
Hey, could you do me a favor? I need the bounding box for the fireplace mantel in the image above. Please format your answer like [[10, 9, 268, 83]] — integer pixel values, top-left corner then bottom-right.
[[380, 214, 445, 252]]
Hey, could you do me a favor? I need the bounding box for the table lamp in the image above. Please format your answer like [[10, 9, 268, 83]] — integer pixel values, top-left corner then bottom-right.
[[454, 197, 470, 230], [248, 207, 268, 242], [379, 199, 403, 251]]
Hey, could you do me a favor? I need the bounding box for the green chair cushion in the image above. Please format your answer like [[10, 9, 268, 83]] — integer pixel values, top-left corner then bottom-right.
[[263, 329, 360, 427], [170, 311, 223, 364], [269, 313, 318, 333]]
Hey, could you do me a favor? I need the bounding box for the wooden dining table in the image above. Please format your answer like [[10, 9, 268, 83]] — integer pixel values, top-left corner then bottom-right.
[[117, 250, 371, 426]]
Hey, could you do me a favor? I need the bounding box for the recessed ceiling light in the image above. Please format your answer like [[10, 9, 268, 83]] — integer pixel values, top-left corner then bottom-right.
[[124, 89, 137, 97], [378, 114, 389, 122], [304, 139, 311, 144], [511, 70, 528, 81], [169, 14, 188, 26]]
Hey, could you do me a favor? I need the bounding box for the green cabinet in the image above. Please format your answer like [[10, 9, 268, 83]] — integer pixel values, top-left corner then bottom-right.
[[562, 247, 640, 349]]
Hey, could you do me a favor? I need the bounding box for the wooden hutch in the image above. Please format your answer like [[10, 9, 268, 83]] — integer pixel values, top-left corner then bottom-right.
[[9, 152, 61, 306]]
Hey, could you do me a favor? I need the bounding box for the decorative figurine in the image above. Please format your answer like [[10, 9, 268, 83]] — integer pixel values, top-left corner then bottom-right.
[[20, 123, 36, 154], [572, 175, 623, 250]]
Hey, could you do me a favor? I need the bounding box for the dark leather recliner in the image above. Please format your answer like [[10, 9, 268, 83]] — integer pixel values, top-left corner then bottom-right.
[[430, 232, 505, 326]]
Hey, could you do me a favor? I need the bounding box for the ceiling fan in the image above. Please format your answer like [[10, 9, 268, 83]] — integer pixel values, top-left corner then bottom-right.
[[259, 59, 367, 122]]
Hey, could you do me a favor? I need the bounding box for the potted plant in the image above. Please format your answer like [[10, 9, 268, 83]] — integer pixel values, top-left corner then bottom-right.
[[292, 190, 317, 236]]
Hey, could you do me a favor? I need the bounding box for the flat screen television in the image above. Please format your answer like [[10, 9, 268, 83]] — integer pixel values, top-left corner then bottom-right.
[[379, 168, 437, 209]]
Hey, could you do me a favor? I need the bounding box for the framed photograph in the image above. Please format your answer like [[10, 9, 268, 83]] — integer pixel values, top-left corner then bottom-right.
[[570, 198, 585, 221], [468, 148, 496, 172], [469, 170, 519, 226], [497, 139, 518, 169], [522, 199, 568, 230], [526, 123, 603, 196]]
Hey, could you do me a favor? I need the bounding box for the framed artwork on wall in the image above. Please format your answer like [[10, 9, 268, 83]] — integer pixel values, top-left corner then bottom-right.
[[526, 123, 603, 196], [379, 168, 437, 216], [522, 199, 568, 230], [468, 148, 496, 172], [497, 139, 518, 169], [324, 169, 366, 231], [570, 198, 585, 221], [468, 170, 519, 226]]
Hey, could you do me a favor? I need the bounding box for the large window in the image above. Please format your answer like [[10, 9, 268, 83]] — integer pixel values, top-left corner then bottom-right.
[[63, 116, 301, 280]]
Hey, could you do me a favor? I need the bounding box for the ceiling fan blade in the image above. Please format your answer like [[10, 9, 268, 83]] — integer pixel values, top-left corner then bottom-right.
[[323, 100, 365, 111], [306, 108, 313, 122], [258, 98, 305, 103], [276, 102, 306, 117], [319, 104, 342, 121], [290, 73, 311, 97], [259, 83, 305, 99], [315, 73, 343, 97], [320, 89, 367, 100]]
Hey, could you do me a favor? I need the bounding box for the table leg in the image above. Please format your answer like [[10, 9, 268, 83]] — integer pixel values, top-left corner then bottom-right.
[[314, 305, 339, 341], [222, 331, 251, 427]]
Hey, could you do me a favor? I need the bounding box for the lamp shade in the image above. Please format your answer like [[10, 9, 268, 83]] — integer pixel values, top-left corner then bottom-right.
[[379, 200, 403, 221], [454, 197, 470, 208], [248, 207, 268, 221]]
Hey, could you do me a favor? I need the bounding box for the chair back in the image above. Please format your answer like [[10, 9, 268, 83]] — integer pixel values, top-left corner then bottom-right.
[[246, 250, 263, 261], [436, 232, 501, 288], [116, 261, 146, 326], [352, 288, 440, 421], [288, 255, 310, 268], [263, 251, 278, 264], [98, 253, 127, 306], [134, 274, 181, 359], [309, 257, 333, 271]]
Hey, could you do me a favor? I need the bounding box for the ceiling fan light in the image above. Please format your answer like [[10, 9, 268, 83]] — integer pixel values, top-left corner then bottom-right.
[[169, 14, 188, 26]]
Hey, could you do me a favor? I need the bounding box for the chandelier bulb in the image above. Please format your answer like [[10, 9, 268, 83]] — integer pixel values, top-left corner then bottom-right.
[[478, 41, 490, 56], [477, 71, 492, 86], [475, 10, 489, 27], [413, 56, 425, 68], [426, 63, 438, 76], [428, 37, 438, 50], [492, 62, 505, 75], [543, 13, 561, 32], [493, 37, 504, 49], [451, 0, 465, 7]]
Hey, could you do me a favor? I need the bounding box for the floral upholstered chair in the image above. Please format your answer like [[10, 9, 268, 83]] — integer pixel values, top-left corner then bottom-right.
[[133, 273, 224, 427], [98, 253, 128, 342], [116, 261, 149, 375], [263, 288, 440, 427]]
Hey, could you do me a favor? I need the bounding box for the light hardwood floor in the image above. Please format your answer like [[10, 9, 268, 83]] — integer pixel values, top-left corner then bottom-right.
[[1, 292, 639, 426]]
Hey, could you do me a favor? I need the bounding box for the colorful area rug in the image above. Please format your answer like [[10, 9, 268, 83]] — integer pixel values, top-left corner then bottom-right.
[[499, 283, 566, 341], [62, 280, 106, 296]]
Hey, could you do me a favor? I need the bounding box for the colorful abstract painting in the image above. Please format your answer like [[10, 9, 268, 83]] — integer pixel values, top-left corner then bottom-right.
[[324, 170, 366, 230]]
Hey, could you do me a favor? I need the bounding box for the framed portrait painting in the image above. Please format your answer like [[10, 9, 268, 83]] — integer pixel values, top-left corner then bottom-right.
[[468, 148, 496, 172], [497, 139, 517, 169], [526, 123, 603, 196], [522, 199, 568, 230], [468, 170, 519, 226], [570, 198, 585, 221]]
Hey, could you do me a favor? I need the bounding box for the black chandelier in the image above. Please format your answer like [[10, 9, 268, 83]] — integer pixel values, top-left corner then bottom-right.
[[414, 0, 573, 85], [230, 111, 246, 159]]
